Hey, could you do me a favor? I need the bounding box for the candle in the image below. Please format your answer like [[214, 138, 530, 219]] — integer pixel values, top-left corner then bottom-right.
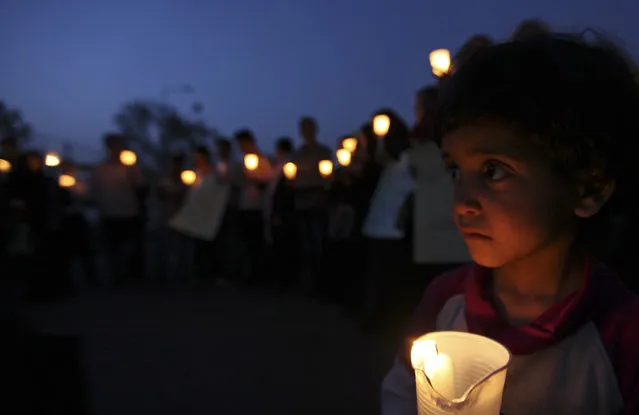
[[282, 162, 297, 180], [410, 332, 511, 415], [0, 158, 11, 173], [430, 49, 451, 77], [244, 153, 259, 171], [373, 114, 391, 137], [58, 174, 76, 188], [181, 169, 197, 185], [411, 339, 456, 400], [44, 152, 61, 167], [336, 149, 352, 167], [318, 160, 333, 177], [342, 137, 357, 152], [119, 150, 137, 166]]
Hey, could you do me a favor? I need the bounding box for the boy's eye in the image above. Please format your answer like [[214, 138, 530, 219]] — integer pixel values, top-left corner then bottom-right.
[[483, 160, 511, 181]]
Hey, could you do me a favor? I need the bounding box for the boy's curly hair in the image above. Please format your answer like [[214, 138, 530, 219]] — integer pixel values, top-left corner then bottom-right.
[[434, 32, 639, 249]]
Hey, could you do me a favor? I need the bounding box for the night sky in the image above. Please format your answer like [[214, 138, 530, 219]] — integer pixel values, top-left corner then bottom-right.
[[2, 0, 638, 161]]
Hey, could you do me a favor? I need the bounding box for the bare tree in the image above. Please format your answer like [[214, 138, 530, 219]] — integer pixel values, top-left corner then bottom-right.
[[0, 101, 32, 143], [114, 99, 215, 171]]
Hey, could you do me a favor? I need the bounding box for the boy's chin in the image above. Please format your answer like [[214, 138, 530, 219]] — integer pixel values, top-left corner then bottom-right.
[[467, 248, 509, 269]]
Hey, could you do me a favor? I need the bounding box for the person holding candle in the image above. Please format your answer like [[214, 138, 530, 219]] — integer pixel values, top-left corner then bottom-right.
[[265, 137, 298, 288], [291, 116, 332, 294], [91, 133, 147, 284], [382, 33, 639, 414], [361, 111, 413, 329], [234, 129, 274, 284]]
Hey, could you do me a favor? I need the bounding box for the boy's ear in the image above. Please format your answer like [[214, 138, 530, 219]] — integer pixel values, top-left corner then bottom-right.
[[574, 179, 615, 218]]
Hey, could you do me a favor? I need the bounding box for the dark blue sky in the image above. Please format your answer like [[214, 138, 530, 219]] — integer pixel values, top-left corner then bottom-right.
[[2, 0, 638, 160]]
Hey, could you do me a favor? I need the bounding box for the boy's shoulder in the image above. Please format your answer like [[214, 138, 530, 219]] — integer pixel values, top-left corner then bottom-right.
[[407, 264, 475, 333]]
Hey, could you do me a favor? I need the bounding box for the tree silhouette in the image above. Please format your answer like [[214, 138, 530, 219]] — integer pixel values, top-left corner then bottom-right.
[[0, 101, 32, 143], [114, 99, 215, 170]]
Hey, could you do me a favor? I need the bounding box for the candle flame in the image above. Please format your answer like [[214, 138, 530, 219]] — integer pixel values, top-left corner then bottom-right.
[[430, 49, 451, 77], [120, 150, 137, 166], [342, 137, 357, 152], [181, 169, 197, 185], [283, 162, 297, 180], [373, 114, 391, 137], [0, 158, 11, 173], [318, 160, 333, 177], [336, 149, 352, 167], [45, 152, 61, 167], [58, 173, 76, 188], [244, 153, 259, 171]]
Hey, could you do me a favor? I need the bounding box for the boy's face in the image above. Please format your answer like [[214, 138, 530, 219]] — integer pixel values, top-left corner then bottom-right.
[[441, 123, 577, 268]]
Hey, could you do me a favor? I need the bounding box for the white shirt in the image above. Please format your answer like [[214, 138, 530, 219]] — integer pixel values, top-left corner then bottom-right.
[[169, 172, 230, 241], [91, 161, 144, 218], [408, 141, 470, 263], [239, 154, 274, 211], [362, 155, 414, 239]]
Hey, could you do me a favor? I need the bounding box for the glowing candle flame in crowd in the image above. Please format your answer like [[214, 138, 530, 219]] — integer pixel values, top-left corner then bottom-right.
[[45, 152, 61, 167], [58, 174, 76, 188], [244, 153, 259, 171], [342, 137, 357, 153], [181, 170, 197, 185], [430, 48, 451, 77], [373, 114, 391, 137], [119, 150, 137, 166], [318, 160, 333, 177], [282, 162, 297, 180], [0, 158, 11, 173], [336, 148, 352, 167]]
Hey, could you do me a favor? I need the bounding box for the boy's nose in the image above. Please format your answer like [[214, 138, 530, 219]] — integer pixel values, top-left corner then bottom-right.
[[453, 179, 482, 216]]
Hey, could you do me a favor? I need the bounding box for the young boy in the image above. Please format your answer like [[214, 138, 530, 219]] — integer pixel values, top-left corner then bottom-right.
[[381, 35, 639, 414]]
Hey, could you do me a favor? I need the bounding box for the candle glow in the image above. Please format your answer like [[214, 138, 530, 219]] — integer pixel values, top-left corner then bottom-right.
[[181, 170, 197, 185], [430, 49, 451, 77], [0, 158, 11, 173], [411, 338, 455, 400], [45, 152, 61, 167], [336, 149, 352, 167], [342, 137, 357, 152], [282, 162, 297, 180], [244, 153, 259, 171], [119, 150, 137, 166], [318, 160, 333, 177], [58, 174, 76, 188], [373, 114, 391, 137]]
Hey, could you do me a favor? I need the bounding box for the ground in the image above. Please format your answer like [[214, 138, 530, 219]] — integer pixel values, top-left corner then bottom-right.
[[26, 282, 397, 415]]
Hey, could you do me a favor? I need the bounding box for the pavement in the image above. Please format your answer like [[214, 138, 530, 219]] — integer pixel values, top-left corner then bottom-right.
[[26, 282, 397, 415]]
